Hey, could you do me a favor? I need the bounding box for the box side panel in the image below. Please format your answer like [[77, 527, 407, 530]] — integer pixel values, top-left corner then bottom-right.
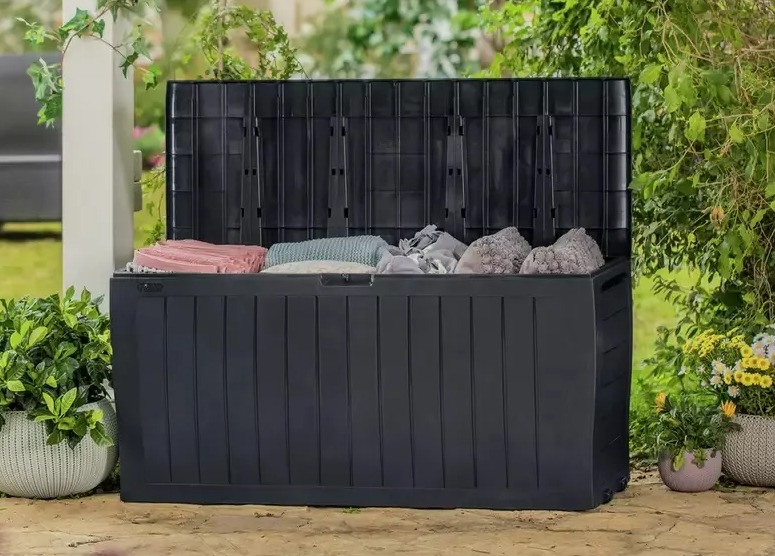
[[592, 260, 633, 497], [533, 280, 597, 504], [114, 273, 606, 509]]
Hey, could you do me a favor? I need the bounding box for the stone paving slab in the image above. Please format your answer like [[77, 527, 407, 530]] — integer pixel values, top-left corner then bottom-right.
[[0, 473, 773, 556]]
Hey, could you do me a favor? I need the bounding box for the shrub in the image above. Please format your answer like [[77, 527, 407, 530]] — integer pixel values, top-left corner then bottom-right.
[[0, 288, 113, 448]]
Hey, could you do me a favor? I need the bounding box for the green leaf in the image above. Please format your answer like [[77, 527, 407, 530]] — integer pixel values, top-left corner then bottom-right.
[[729, 122, 745, 143], [46, 375, 58, 388], [65, 286, 75, 300], [757, 112, 770, 131], [60, 388, 77, 415], [74, 420, 88, 437], [42, 392, 56, 415], [672, 452, 686, 471], [9, 332, 22, 349], [639, 63, 662, 85], [63, 313, 77, 328], [142, 65, 162, 90], [685, 111, 706, 142], [20, 320, 31, 339], [766, 182, 775, 199], [92, 19, 106, 38], [57, 416, 76, 431], [90, 422, 114, 447], [5, 380, 25, 393], [751, 209, 767, 227], [34, 414, 56, 422], [27, 326, 48, 348], [46, 428, 66, 446]]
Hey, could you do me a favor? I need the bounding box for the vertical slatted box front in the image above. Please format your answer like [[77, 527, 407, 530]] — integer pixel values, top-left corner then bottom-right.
[[167, 82, 251, 243]]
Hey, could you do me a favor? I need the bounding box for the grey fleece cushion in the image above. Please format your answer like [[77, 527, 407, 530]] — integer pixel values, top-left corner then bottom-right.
[[519, 228, 604, 274], [454, 227, 532, 274]]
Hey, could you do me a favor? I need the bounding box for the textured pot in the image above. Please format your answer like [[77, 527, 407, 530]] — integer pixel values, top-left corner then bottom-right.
[[0, 399, 118, 498], [723, 413, 775, 487], [658, 449, 722, 492]]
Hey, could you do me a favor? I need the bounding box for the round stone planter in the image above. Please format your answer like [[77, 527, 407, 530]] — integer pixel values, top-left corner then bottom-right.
[[723, 413, 775, 487], [0, 399, 118, 498], [658, 449, 722, 492]]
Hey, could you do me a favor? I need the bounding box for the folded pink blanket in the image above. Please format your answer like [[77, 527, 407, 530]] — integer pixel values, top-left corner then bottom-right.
[[133, 239, 267, 273]]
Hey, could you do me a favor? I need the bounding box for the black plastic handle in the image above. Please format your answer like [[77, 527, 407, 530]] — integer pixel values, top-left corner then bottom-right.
[[319, 274, 374, 287]]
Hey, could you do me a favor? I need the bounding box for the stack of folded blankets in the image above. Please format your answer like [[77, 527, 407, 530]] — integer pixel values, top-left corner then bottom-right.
[[130, 239, 267, 274], [127, 227, 606, 275]]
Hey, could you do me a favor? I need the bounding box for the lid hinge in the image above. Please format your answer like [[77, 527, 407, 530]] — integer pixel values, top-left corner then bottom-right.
[[532, 115, 556, 247], [327, 116, 348, 236], [445, 115, 466, 241]]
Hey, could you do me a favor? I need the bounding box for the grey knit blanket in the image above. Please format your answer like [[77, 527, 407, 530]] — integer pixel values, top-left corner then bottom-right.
[[520, 228, 605, 274], [265, 235, 388, 268]]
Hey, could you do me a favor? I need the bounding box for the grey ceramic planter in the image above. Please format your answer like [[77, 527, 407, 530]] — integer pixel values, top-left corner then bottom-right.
[[658, 450, 721, 493], [723, 414, 775, 487], [0, 400, 118, 498]]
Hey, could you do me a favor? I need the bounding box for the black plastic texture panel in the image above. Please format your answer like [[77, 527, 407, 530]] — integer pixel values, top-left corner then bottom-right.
[[166, 79, 631, 257], [110, 258, 632, 510]]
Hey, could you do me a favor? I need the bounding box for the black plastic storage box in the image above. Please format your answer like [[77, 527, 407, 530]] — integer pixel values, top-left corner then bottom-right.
[[111, 78, 632, 511]]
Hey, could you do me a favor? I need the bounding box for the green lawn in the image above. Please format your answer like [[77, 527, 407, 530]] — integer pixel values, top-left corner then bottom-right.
[[0, 211, 685, 378]]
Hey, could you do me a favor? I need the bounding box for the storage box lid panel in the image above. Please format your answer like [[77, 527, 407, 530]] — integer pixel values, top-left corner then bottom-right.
[[165, 78, 631, 258]]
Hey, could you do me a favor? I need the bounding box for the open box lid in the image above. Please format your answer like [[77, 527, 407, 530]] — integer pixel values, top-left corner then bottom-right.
[[165, 78, 631, 258]]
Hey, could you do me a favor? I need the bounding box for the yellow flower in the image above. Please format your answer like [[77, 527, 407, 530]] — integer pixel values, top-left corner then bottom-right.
[[742, 373, 755, 387], [761, 375, 773, 388], [655, 392, 667, 412], [734, 369, 745, 383], [724, 373, 733, 385], [759, 357, 771, 371], [751, 374, 762, 386], [741, 345, 755, 358], [721, 401, 736, 418]]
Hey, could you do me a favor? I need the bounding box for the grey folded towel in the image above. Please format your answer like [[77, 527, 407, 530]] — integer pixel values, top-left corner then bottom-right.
[[519, 228, 605, 274], [454, 227, 532, 274], [377, 225, 468, 274]]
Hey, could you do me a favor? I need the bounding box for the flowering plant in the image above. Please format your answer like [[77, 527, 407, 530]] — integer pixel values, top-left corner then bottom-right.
[[682, 328, 775, 417], [652, 391, 740, 471]]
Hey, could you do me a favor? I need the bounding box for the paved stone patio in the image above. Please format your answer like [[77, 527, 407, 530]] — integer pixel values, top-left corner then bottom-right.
[[1, 471, 774, 555]]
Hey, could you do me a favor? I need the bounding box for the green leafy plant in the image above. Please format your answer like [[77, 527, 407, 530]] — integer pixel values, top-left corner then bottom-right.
[[482, 0, 775, 460], [299, 0, 482, 78], [0, 287, 113, 449], [651, 390, 739, 471]]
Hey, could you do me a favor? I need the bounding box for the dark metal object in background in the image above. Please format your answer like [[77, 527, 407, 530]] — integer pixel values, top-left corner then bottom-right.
[[0, 52, 62, 224]]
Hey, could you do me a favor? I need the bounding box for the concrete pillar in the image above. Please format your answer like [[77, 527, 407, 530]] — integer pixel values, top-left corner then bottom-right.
[[61, 0, 134, 304]]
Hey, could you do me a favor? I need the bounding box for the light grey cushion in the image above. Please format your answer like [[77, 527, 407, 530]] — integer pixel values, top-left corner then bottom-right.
[[261, 261, 376, 274]]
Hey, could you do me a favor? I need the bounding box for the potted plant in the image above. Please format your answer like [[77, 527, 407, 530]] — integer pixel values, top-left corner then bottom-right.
[[682, 328, 775, 486], [651, 391, 739, 492], [0, 287, 117, 498]]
